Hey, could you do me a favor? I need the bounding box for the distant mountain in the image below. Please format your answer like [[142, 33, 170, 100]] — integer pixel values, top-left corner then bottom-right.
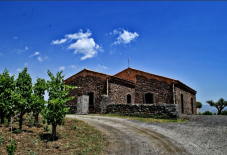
[[199, 105, 227, 114]]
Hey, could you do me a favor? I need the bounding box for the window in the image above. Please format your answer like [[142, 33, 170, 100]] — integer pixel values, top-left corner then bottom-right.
[[144, 93, 154, 104], [181, 94, 184, 113], [127, 94, 131, 104], [191, 98, 193, 114]]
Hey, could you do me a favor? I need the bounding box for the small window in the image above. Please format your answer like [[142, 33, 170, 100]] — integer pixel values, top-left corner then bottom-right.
[[144, 93, 154, 104], [127, 94, 131, 104], [181, 94, 184, 113]]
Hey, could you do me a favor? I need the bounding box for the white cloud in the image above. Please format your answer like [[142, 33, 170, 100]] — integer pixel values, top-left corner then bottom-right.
[[51, 39, 67, 45], [25, 62, 28, 66], [112, 29, 139, 45], [16, 68, 21, 72], [44, 56, 49, 60], [17, 46, 28, 53], [13, 37, 17, 39], [30, 51, 39, 57], [59, 66, 65, 70], [37, 56, 43, 62], [68, 38, 101, 60], [0, 53, 2, 56], [68, 65, 77, 69], [52, 29, 103, 60], [65, 29, 92, 40], [98, 64, 107, 69]]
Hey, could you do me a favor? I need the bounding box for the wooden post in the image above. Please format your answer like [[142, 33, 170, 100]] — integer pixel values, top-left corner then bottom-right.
[[172, 81, 175, 104], [107, 78, 108, 95]]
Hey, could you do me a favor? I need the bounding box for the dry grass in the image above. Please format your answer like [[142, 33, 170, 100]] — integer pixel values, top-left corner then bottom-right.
[[0, 115, 105, 155], [89, 114, 187, 123]]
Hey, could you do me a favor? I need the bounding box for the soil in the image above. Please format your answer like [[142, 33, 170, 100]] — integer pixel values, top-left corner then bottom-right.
[[67, 115, 227, 155]]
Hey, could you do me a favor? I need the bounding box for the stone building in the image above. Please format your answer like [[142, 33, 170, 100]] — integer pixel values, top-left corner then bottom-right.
[[64, 67, 197, 114]]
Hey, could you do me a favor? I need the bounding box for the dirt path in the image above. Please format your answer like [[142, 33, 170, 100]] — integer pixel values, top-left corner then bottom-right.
[[66, 115, 190, 155]]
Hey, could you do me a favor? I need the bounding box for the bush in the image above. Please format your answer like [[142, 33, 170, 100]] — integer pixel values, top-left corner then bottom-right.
[[202, 111, 212, 115], [6, 140, 17, 155], [221, 110, 227, 115], [196, 102, 202, 109], [0, 136, 4, 145]]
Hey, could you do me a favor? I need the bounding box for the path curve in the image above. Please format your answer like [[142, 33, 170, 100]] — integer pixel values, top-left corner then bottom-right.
[[66, 115, 190, 155]]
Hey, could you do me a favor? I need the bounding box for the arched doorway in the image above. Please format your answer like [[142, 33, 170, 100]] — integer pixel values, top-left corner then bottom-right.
[[181, 94, 184, 113], [191, 98, 194, 114], [87, 92, 94, 111], [127, 94, 131, 104], [144, 93, 154, 104]]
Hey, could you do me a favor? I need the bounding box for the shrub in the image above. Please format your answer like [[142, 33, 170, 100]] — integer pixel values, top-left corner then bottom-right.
[[221, 110, 227, 115], [6, 140, 17, 155], [202, 111, 212, 115], [0, 136, 4, 145]]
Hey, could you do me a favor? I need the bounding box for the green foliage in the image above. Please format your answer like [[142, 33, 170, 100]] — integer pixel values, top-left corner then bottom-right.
[[206, 98, 227, 115], [0, 136, 4, 145], [202, 111, 212, 115], [42, 70, 76, 140], [13, 129, 22, 134], [198, 112, 202, 115], [4, 117, 8, 126], [0, 69, 17, 118], [31, 78, 47, 125], [13, 67, 33, 129], [6, 140, 17, 155], [196, 102, 202, 109], [221, 110, 227, 115]]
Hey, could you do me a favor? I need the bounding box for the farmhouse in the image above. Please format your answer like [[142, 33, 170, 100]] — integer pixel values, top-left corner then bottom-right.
[[64, 67, 196, 114]]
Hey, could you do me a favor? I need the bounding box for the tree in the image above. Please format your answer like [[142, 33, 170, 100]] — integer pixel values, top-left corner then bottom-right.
[[31, 78, 47, 126], [42, 70, 75, 140], [196, 102, 202, 109], [0, 69, 17, 125], [14, 67, 33, 130], [206, 98, 227, 115]]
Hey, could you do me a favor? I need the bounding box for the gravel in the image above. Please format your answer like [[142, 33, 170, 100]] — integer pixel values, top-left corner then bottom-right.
[[66, 115, 227, 155]]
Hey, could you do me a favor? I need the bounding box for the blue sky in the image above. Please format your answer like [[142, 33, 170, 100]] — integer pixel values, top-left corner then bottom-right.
[[1, 1, 227, 109]]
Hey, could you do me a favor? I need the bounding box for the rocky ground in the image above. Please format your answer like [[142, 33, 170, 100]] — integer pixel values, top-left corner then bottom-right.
[[67, 115, 227, 155]]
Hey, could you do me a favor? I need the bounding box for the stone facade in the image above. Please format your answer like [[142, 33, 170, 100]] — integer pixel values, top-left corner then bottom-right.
[[65, 68, 197, 115], [66, 75, 106, 113], [135, 75, 173, 104], [175, 86, 196, 114], [109, 82, 135, 104]]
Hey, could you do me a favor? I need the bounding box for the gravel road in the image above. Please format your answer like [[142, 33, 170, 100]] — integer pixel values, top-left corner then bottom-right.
[[66, 115, 227, 155]]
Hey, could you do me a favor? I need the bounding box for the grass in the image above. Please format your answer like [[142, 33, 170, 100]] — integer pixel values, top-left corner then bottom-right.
[[0, 115, 106, 155], [89, 114, 188, 123]]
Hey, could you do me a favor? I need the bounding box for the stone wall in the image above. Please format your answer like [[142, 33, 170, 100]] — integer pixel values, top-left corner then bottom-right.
[[105, 103, 179, 118], [135, 75, 173, 104], [175, 86, 196, 114], [108, 82, 135, 104], [66, 75, 106, 113]]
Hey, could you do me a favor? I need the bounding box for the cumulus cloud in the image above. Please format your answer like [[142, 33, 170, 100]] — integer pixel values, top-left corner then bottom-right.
[[65, 29, 92, 40], [68, 65, 77, 69], [17, 46, 28, 53], [13, 37, 17, 39], [112, 29, 139, 45], [37, 56, 43, 62], [51, 39, 67, 45], [59, 66, 65, 70], [51, 29, 103, 60], [98, 64, 107, 69], [25, 62, 28, 66], [30, 51, 39, 57], [16, 68, 21, 72]]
